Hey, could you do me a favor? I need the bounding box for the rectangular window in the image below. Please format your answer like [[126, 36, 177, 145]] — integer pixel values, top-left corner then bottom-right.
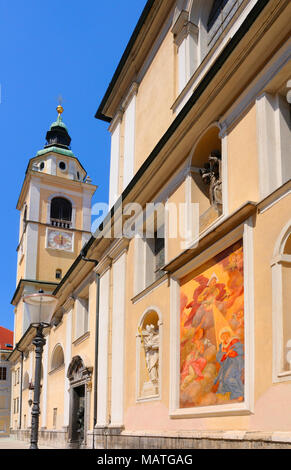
[[145, 227, 165, 288], [53, 408, 57, 428], [75, 297, 89, 340], [133, 208, 166, 296], [0, 367, 7, 381]]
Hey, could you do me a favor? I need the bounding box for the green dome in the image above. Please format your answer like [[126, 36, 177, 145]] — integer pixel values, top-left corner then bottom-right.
[[50, 114, 69, 132]]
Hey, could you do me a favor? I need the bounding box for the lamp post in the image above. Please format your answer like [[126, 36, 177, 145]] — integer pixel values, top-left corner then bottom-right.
[[23, 290, 57, 449]]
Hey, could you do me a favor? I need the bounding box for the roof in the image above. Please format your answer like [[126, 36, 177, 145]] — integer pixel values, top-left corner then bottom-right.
[[0, 326, 13, 351]]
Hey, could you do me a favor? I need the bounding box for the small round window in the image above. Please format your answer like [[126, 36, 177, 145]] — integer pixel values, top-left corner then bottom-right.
[[59, 161, 66, 171], [39, 161, 45, 171]]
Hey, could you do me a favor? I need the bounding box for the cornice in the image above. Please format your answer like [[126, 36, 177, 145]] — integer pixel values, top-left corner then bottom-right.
[[171, 10, 198, 47], [106, 237, 130, 263], [121, 82, 139, 110], [108, 109, 124, 134], [94, 256, 112, 276]]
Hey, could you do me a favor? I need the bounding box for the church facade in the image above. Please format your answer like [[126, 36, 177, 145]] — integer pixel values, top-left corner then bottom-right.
[[9, 0, 291, 448]]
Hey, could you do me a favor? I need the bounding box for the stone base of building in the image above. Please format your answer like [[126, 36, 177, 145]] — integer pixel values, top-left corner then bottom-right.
[[10, 428, 291, 449], [10, 428, 69, 448], [87, 428, 291, 450]]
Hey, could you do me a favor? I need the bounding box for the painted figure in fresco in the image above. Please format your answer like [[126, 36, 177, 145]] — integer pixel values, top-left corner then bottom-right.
[[186, 274, 226, 345], [214, 327, 244, 401], [142, 324, 159, 385], [180, 328, 213, 390]]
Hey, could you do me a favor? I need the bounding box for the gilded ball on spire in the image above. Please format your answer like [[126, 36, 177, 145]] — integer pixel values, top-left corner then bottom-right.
[[57, 104, 64, 115]]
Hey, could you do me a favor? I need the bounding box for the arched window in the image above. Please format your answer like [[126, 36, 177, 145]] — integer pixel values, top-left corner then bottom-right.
[[137, 308, 162, 400], [51, 345, 65, 372], [271, 222, 291, 382], [50, 197, 72, 228]]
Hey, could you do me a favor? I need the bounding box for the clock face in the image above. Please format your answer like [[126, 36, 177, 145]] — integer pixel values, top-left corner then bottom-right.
[[47, 229, 73, 251]]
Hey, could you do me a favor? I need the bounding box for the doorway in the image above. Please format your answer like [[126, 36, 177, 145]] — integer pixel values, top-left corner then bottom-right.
[[70, 384, 85, 446]]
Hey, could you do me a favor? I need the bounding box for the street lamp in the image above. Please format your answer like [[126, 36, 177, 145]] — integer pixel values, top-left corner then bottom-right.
[[23, 290, 58, 449]]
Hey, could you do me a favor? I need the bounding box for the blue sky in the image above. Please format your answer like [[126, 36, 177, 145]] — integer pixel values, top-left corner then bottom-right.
[[0, 0, 147, 331]]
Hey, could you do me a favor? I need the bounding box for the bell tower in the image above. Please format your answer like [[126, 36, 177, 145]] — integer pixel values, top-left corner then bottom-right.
[[13, 105, 97, 341]]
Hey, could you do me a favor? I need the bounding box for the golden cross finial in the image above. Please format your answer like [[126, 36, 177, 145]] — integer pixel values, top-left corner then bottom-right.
[[56, 95, 64, 116]]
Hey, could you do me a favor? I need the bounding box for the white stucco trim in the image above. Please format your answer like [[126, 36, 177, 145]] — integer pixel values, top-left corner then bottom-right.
[[169, 220, 254, 418], [123, 87, 137, 191], [108, 111, 122, 209], [24, 223, 38, 279], [96, 268, 110, 427], [110, 251, 127, 427], [41, 334, 49, 428], [63, 308, 72, 427]]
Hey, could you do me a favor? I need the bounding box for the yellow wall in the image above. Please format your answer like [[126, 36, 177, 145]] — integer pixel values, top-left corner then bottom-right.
[[135, 30, 175, 173], [227, 105, 260, 212]]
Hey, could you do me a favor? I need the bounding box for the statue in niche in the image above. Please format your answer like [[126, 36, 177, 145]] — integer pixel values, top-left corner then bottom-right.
[[200, 150, 222, 212], [139, 324, 159, 396]]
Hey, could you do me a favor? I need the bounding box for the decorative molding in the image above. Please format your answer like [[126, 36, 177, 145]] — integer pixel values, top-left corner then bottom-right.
[[108, 109, 123, 134], [108, 237, 130, 262], [121, 82, 139, 111], [94, 256, 112, 276], [72, 331, 90, 347]]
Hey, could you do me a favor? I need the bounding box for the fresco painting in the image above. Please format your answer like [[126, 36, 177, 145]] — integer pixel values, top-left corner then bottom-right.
[[180, 241, 244, 408]]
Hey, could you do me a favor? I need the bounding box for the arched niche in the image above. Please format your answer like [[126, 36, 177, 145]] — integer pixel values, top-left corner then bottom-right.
[[189, 124, 222, 232], [51, 344, 65, 372], [136, 308, 162, 400], [271, 221, 291, 381]]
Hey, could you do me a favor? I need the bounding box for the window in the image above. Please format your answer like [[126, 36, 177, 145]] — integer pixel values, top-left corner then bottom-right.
[[0, 397, 6, 409], [55, 269, 62, 280], [39, 161, 45, 171], [256, 92, 291, 198], [59, 161, 66, 171], [0, 367, 6, 381], [13, 398, 19, 414], [51, 345, 65, 371], [207, 0, 240, 49], [50, 197, 72, 228], [22, 372, 29, 390], [145, 229, 165, 287], [53, 408, 57, 428], [134, 205, 166, 295], [75, 297, 89, 340]]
